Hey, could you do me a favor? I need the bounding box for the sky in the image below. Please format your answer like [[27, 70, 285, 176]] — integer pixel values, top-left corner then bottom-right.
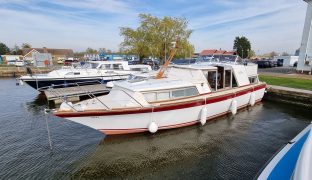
[[0, 0, 308, 54]]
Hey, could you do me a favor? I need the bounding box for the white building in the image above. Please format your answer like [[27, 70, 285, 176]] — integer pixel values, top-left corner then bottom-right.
[[1, 55, 22, 61], [297, 0, 312, 73], [274, 56, 298, 66]]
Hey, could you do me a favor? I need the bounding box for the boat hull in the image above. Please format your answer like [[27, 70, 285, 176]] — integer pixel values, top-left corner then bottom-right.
[[21, 76, 126, 91], [55, 84, 266, 135]]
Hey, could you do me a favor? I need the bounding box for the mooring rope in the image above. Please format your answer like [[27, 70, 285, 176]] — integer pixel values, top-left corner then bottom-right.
[[44, 109, 53, 150]]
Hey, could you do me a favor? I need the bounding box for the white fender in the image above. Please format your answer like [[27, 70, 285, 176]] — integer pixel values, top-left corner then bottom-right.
[[19, 79, 24, 86], [230, 99, 237, 115], [148, 122, 158, 133], [200, 106, 207, 125], [60, 102, 73, 111], [106, 81, 115, 88], [249, 92, 256, 106]]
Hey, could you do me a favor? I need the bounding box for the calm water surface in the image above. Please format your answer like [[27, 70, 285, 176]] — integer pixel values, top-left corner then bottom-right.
[[0, 78, 311, 179]]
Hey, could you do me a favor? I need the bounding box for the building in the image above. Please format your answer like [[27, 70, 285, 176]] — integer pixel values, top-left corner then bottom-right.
[[0, 55, 23, 63], [274, 56, 299, 66], [200, 49, 238, 61], [297, 0, 312, 73], [22, 47, 74, 62]]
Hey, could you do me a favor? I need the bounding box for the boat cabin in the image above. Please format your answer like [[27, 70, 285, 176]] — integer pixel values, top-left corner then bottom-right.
[[73, 63, 260, 110]]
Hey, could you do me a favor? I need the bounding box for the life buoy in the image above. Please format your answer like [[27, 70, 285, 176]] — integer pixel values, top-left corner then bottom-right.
[[200, 106, 207, 125], [230, 99, 237, 115], [148, 121, 158, 133], [249, 92, 256, 106]]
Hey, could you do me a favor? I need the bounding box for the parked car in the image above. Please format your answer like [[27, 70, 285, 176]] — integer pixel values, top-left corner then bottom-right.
[[142, 59, 160, 70], [57, 59, 65, 64], [270, 60, 278, 67], [256, 60, 271, 68], [171, 58, 196, 65], [128, 59, 140, 65], [277, 59, 284, 67], [64, 59, 79, 66]]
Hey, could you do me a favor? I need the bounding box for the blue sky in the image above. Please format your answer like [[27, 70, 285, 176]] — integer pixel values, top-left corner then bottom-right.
[[0, 0, 308, 54]]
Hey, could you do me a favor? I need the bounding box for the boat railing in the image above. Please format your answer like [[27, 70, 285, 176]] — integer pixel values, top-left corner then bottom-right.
[[38, 80, 105, 91], [46, 87, 79, 112], [73, 82, 111, 110]]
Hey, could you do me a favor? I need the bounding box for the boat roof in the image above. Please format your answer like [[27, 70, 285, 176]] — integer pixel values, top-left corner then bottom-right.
[[115, 78, 194, 92], [89, 60, 128, 65], [170, 64, 217, 70]]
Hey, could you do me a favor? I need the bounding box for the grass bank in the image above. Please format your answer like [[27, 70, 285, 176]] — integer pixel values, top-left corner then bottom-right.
[[259, 75, 312, 91]]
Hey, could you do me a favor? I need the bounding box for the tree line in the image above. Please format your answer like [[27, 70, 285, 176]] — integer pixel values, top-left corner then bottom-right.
[[0, 42, 31, 55]]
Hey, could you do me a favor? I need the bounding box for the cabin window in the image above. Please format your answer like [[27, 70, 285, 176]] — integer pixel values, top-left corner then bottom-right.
[[185, 87, 198, 96], [157, 92, 170, 101], [172, 89, 185, 98], [249, 76, 258, 84], [207, 71, 217, 91], [113, 64, 123, 70], [144, 93, 156, 102], [65, 72, 80, 76], [91, 63, 99, 69], [225, 70, 231, 88], [143, 87, 198, 102], [101, 64, 111, 69], [232, 74, 238, 87], [172, 87, 198, 99]]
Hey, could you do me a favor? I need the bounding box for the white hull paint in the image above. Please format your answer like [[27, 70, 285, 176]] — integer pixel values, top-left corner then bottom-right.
[[64, 87, 265, 135]]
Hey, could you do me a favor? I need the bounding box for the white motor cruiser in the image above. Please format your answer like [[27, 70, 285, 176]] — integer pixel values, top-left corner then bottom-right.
[[18, 61, 151, 91], [53, 61, 266, 135]]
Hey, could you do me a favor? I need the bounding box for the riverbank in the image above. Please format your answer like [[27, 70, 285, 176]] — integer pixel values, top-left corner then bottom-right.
[[0, 66, 52, 77], [259, 74, 312, 91]]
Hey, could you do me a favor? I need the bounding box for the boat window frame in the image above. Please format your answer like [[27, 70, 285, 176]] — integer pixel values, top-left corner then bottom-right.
[[142, 86, 199, 103]]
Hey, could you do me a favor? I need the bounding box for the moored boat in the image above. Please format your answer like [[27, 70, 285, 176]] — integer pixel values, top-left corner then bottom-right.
[[18, 61, 152, 91], [53, 62, 266, 135], [257, 123, 312, 180]]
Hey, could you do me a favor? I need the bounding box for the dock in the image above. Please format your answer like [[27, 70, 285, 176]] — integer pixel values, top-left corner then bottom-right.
[[44, 84, 110, 103], [264, 85, 312, 107]]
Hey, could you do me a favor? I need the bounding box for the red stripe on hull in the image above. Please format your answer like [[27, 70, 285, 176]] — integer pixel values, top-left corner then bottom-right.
[[98, 99, 263, 135], [54, 84, 266, 118]]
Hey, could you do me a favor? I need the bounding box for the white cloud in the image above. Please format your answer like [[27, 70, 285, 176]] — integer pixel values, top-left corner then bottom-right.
[[0, 0, 309, 54]]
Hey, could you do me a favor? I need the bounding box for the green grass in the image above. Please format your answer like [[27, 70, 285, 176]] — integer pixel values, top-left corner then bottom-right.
[[259, 75, 312, 91]]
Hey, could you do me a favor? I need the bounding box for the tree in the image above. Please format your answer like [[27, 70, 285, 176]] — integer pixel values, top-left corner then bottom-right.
[[282, 52, 289, 56], [233, 36, 251, 59], [0, 42, 10, 55], [269, 51, 278, 58], [248, 49, 256, 58], [85, 47, 98, 54], [10, 44, 23, 55], [21, 43, 31, 49], [120, 14, 194, 63]]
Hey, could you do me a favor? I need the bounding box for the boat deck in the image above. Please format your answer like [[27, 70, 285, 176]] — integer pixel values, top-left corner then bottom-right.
[[44, 84, 110, 101]]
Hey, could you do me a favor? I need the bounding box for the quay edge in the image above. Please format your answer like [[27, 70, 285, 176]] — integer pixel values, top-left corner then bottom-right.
[[264, 85, 312, 108]]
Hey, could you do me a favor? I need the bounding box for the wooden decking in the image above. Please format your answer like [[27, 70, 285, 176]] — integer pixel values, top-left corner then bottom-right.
[[44, 84, 110, 101]]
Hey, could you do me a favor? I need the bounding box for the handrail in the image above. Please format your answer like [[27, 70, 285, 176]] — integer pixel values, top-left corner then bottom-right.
[[114, 88, 145, 108], [47, 87, 79, 111], [73, 82, 110, 110]]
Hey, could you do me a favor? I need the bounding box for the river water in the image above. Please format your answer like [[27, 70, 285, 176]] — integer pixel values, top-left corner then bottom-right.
[[0, 78, 310, 179]]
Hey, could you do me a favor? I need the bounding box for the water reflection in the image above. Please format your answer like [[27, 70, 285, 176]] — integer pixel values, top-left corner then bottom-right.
[[71, 103, 310, 179]]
